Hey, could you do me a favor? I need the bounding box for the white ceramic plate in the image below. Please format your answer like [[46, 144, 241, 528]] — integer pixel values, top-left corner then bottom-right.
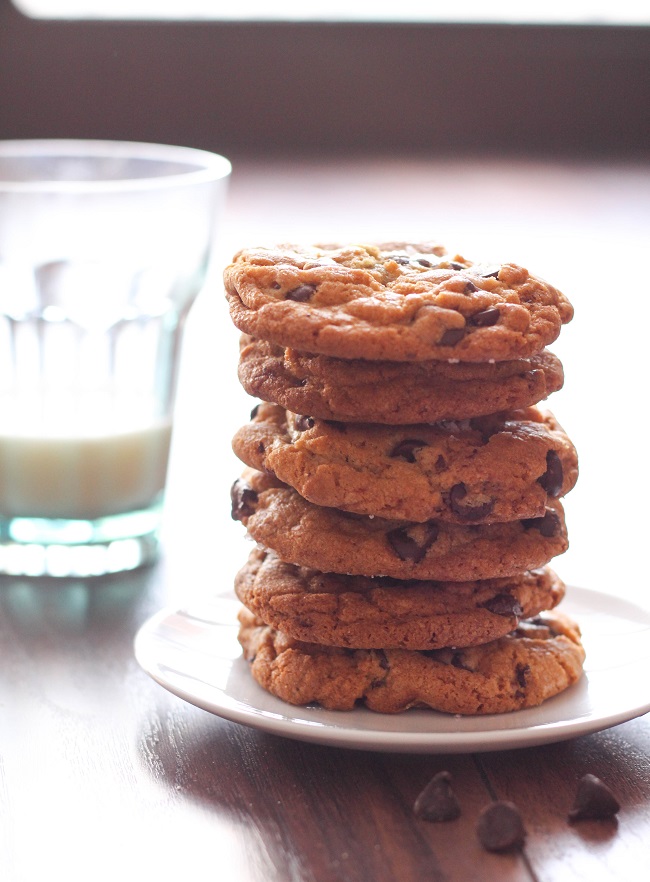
[[134, 586, 650, 753]]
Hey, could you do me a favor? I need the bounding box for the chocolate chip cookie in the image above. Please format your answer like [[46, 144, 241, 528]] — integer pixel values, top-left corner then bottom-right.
[[238, 336, 565, 424], [225, 243, 574, 362], [231, 470, 569, 581], [232, 403, 578, 524], [237, 607, 585, 713], [235, 546, 566, 649]]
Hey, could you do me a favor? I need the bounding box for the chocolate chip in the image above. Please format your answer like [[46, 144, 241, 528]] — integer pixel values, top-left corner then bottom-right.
[[472, 413, 503, 441], [463, 280, 479, 293], [450, 261, 465, 270], [250, 403, 261, 419], [417, 258, 433, 267], [477, 265, 502, 279], [270, 281, 282, 290], [257, 442, 265, 454], [286, 284, 316, 302], [376, 649, 390, 671], [469, 307, 500, 327], [568, 774, 620, 822], [481, 593, 524, 618], [538, 450, 564, 497], [389, 438, 428, 463], [438, 418, 473, 434], [450, 652, 471, 670], [449, 483, 494, 521], [522, 509, 561, 537], [439, 327, 466, 347], [294, 414, 315, 431], [435, 455, 447, 472], [387, 523, 439, 563], [230, 479, 259, 521], [476, 802, 526, 852], [387, 254, 411, 265], [420, 648, 471, 669], [514, 618, 556, 639], [515, 662, 531, 689], [413, 771, 462, 822]]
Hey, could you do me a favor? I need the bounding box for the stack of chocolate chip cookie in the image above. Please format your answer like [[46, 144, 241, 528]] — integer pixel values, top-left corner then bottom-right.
[[225, 242, 585, 714]]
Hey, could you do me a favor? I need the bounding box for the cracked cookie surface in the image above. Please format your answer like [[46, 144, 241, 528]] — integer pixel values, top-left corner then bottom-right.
[[237, 607, 585, 714], [225, 243, 573, 362], [238, 336, 565, 424], [232, 402, 578, 524], [231, 469, 569, 581], [235, 546, 565, 650]]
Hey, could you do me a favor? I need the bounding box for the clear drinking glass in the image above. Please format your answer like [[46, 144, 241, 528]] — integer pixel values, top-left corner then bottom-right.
[[0, 140, 231, 577]]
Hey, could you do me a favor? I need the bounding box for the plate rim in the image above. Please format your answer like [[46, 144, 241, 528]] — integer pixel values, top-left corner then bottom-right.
[[134, 585, 650, 753]]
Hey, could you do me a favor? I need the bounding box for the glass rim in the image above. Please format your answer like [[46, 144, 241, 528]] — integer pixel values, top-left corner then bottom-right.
[[0, 139, 232, 193]]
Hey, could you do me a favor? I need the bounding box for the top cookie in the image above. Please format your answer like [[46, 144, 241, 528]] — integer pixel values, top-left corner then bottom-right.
[[224, 242, 574, 362]]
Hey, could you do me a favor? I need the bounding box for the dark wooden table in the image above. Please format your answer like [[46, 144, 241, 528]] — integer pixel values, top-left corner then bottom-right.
[[2, 158, 650, 881]]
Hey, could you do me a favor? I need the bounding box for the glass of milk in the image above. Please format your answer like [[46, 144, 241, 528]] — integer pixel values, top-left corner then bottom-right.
[[0, 140, 231, 577]]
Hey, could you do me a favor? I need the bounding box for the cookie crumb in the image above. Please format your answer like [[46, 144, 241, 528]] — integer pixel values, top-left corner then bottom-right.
[[413, 771, 461, 822], [476, 801, 526, 852], [568, 774, 620, 821]]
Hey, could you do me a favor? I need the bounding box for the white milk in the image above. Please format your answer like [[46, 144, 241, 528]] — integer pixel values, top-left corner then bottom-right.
[[0, 395, 172, 520]]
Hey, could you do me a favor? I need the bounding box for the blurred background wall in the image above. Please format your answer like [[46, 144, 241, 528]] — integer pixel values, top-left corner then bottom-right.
[[0, 0, 649, 159]]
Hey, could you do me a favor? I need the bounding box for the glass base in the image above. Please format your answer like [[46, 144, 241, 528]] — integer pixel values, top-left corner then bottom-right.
[[0, 503, 163, 577]]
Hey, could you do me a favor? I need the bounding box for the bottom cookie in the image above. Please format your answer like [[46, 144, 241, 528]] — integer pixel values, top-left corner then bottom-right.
[[237, 607, 585, 715]]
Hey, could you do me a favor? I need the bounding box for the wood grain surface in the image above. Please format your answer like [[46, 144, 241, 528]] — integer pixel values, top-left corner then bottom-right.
[[2, 158, 650, 882]]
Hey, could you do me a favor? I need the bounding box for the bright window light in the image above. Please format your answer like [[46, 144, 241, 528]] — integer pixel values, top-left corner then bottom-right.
[[11, 1, 650, 24]]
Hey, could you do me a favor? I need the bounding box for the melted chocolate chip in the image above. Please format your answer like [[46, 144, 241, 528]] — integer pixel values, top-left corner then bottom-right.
[[469, 307, 500, 327], [522, 509, 561, 537], [568, 774, 620, 822], [449, 483, 495, 521], [476, 802, 526, 852], [230, 479, 259, 521], [387, 523, 439, 563], [413, 771, 462, 822], [389, 438, 428, 463], [294, 414, 315, 431], [439, 327, 466, 347], [538, 450, 564, 497], [286, 284, 316, 302], [481, 594, 524, 618], [515, 662, 531, 689]]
